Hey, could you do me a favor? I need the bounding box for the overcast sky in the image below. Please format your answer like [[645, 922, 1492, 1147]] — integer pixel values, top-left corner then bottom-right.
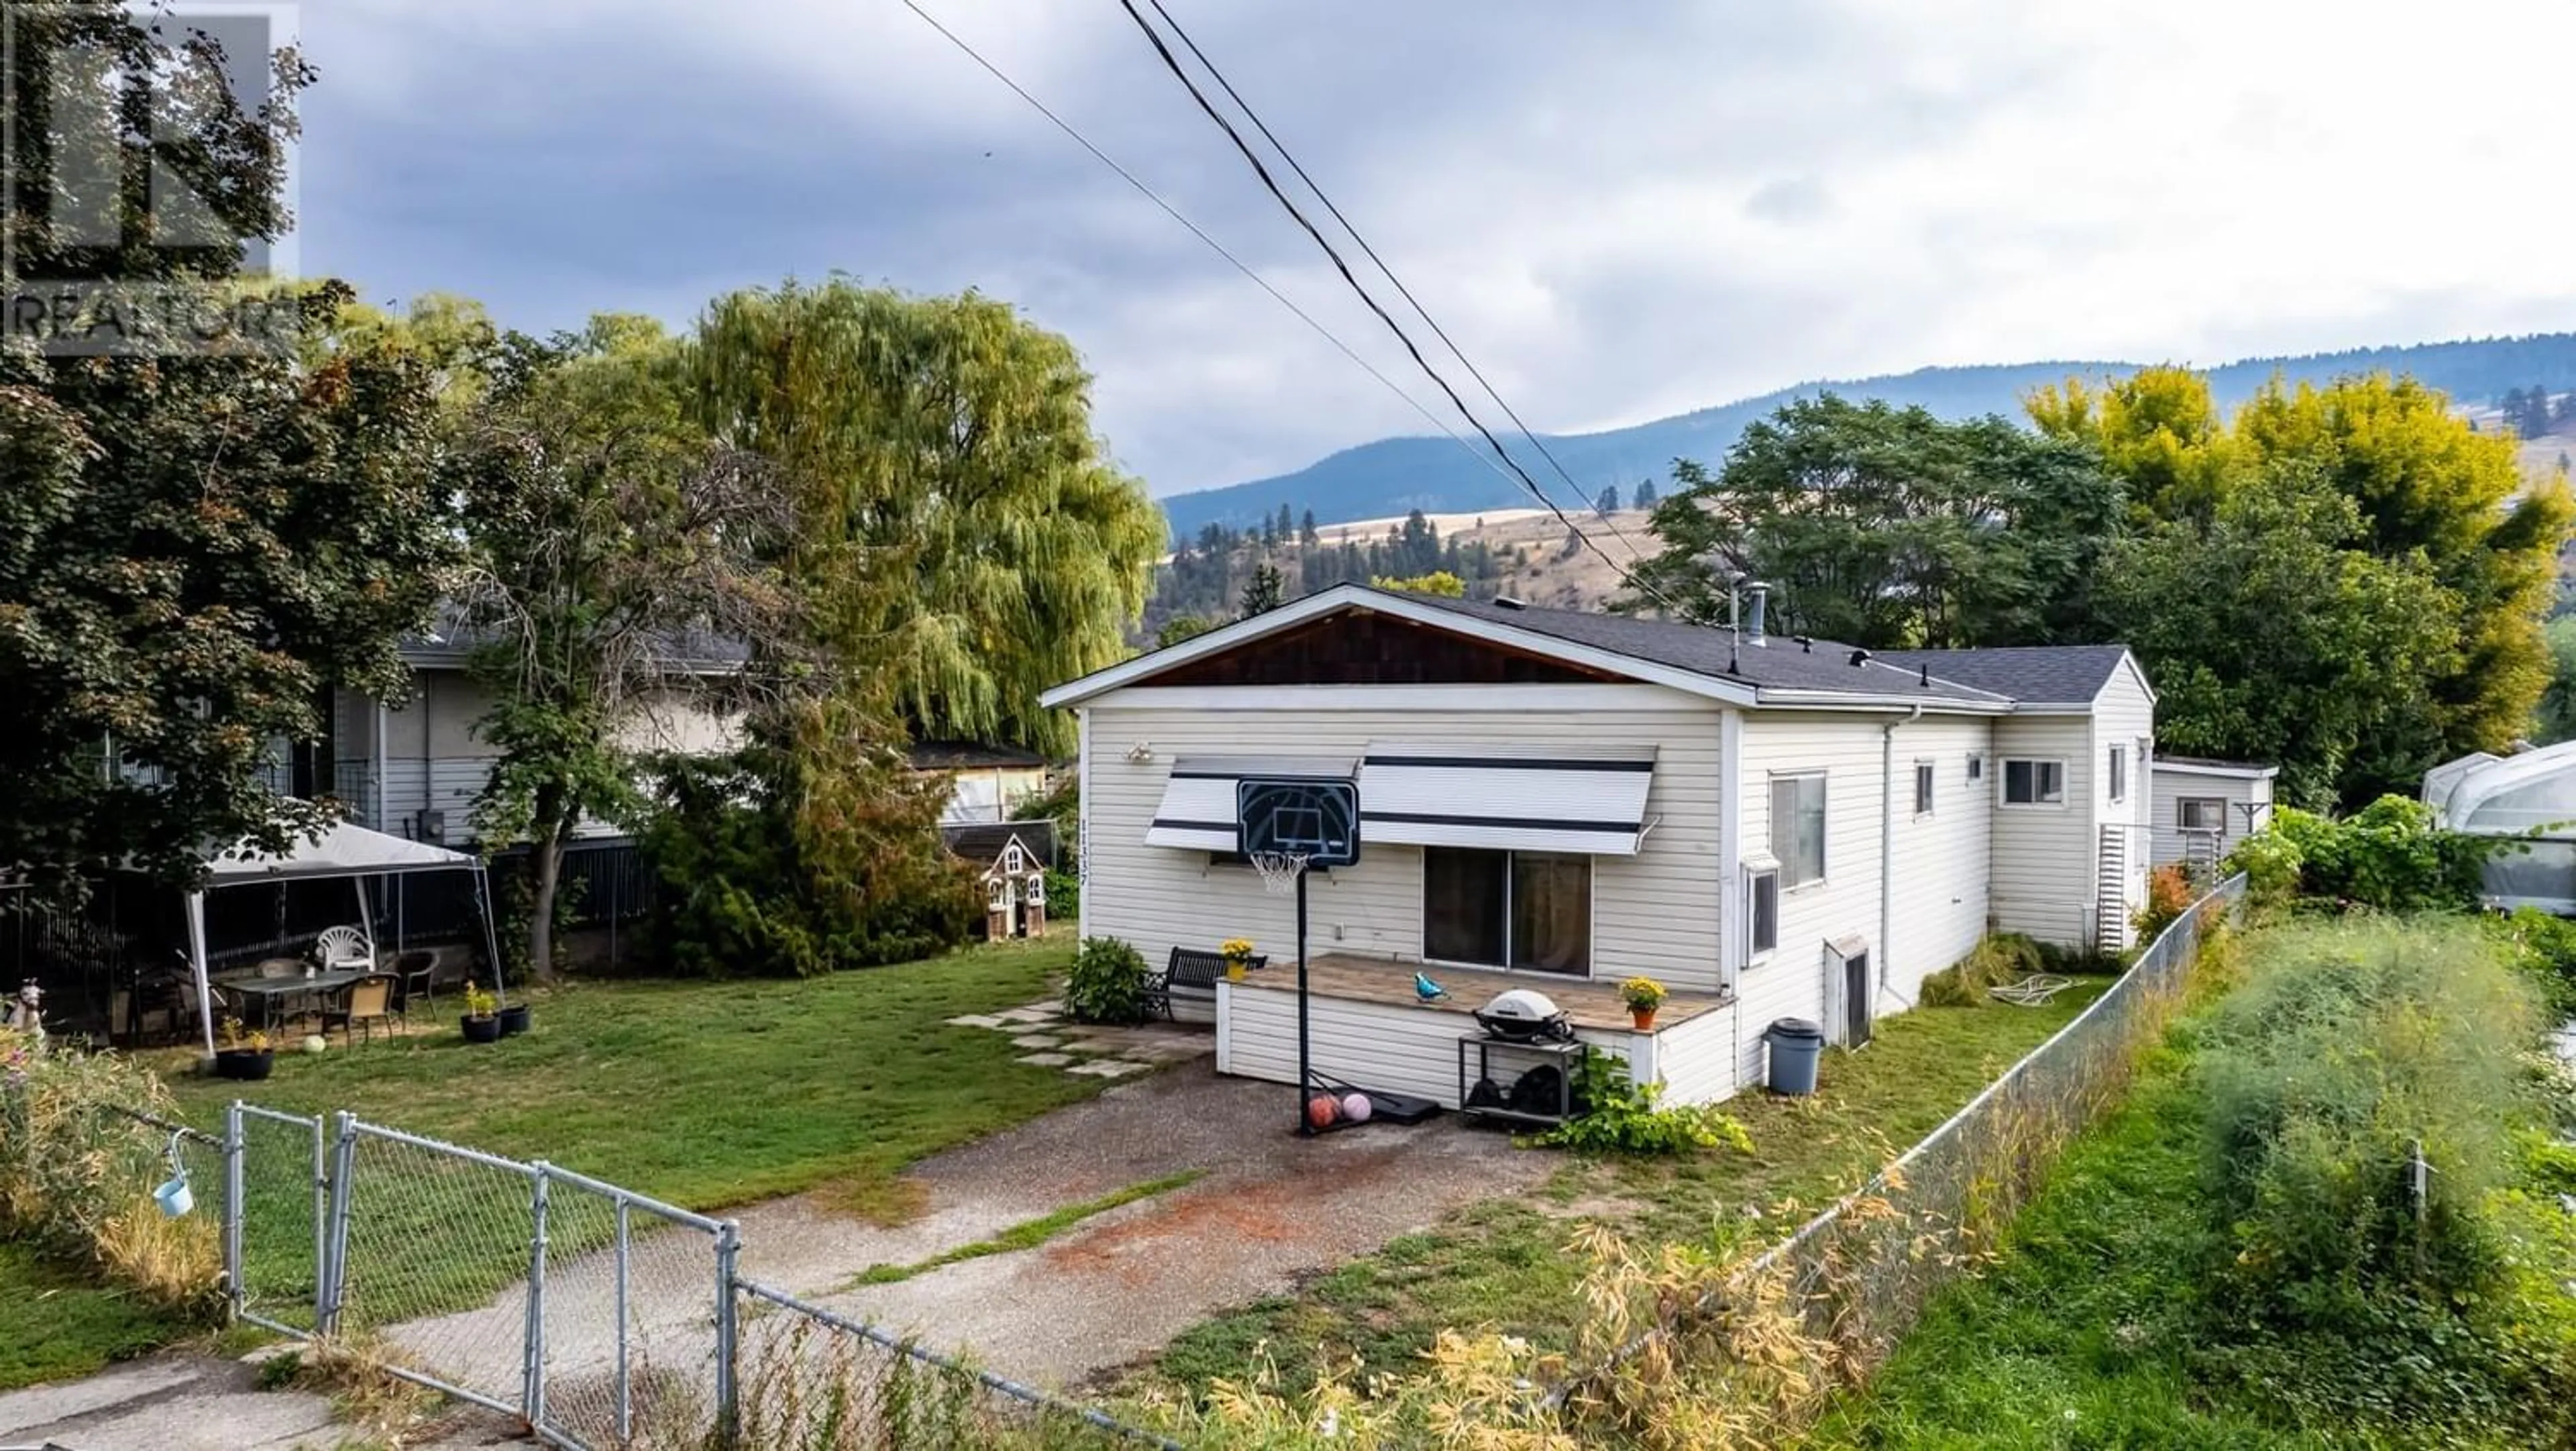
[[290, 0, 2576, 497]]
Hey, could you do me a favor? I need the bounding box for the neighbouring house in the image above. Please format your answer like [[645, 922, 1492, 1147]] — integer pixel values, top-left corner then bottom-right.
[[2425, 741, 2576, 913], [1040, 583, 2159, 1109], [329, 613, 746, 847], [908, 742, 1052, 826], [2148, 756, 2277, 873]]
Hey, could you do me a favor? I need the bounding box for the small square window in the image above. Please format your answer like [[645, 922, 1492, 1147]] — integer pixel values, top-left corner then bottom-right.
[[1913, 761, 1935, 816]]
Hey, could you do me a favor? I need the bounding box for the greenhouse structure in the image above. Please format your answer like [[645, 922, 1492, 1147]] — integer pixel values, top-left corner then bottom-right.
[[2422, 741, 2576, 914]]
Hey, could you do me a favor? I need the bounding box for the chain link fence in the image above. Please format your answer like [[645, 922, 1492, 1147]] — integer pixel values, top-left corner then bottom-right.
[[170, 1101, 1166, 1450], [1554, 874, 2249, 1414]]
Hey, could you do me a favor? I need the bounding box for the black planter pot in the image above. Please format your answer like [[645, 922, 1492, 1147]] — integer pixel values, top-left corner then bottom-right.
[[462, 1015, 502, 1044], [214, 1049, 274, 1081], [496, 1004, 531, 1038]]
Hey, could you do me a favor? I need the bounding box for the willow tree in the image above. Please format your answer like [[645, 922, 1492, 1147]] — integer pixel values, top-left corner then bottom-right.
[[686, 280, 1161, 755]]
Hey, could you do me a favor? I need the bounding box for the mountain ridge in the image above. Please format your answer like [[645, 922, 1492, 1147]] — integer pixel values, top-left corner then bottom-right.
[[1159, 332, 2576, 538]]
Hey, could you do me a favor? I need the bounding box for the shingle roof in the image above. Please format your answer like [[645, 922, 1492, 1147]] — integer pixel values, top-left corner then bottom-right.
[[1872, 645, 2134, 706], [941, 821, 1059, 868], [400, 601, 751, 673], [909, 741, 1049, 771], [1404, 594, 2012, 704]]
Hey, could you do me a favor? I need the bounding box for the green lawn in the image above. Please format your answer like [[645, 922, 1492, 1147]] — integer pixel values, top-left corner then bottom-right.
[[1142, 979, 2113, 1395], [0, 1241, 184, 1391], [145, 938, 1107, 1334], [161, 937, 1091, 1214]]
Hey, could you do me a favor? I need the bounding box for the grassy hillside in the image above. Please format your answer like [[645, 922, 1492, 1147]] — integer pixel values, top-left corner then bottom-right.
[[1161, 332, 2576, 539]]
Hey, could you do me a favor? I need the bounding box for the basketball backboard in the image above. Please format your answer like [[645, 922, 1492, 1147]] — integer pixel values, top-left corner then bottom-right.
[[1238, 777, 1360, 867]]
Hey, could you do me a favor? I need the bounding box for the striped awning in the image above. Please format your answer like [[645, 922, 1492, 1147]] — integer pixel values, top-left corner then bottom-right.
[[1357, 743, 1658, 855], [1144, 756, 1357, 853]]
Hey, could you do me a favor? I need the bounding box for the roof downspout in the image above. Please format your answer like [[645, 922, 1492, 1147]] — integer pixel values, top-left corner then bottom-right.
[[1880, 704, 1925, 1018], [374, 698, 388, 835]]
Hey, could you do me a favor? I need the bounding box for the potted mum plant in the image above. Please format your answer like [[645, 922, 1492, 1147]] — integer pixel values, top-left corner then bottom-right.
[[1220, 937, 1257, 983], [215, 1018, 274, 1081], [460, 983, 502, 1044], [1621, 975, 1668, 1031]]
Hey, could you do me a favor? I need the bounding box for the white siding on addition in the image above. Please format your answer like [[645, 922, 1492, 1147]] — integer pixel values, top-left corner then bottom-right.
[[1220, 979, 1647, 1109], [1886, 714, 1994, 1006], [1989, 714, 2096, 947], [1079, 687, 1728, 993], [1735, 712, 1888, 1080], [2091, 659, 2157, 950]]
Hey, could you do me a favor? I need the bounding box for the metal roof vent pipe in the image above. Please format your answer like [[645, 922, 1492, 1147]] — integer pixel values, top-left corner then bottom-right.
[[1743, 581, 1770, 647]]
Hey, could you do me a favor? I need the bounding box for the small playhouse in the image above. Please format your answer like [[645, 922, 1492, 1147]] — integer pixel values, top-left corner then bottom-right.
[[943, 822, 1055, 940], [2424, 741, 2576, 914]]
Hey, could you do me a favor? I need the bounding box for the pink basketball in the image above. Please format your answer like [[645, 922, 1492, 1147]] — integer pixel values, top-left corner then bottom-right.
[[1341, 1093, 1373, 1124]]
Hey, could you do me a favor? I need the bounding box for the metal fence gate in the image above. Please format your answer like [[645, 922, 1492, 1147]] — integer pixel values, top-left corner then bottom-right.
[[191, 1105, 1165, 1450]]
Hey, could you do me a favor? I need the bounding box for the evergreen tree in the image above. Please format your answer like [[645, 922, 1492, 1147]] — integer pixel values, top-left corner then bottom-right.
[[1259, 513, 1279, 548], [1238, 563, 1285, 617], [1635, 480, 1659, 510], [1299, 509, 1320, 547], [1597, 484, 1621, 515], [1276, 502, 1295, 544]]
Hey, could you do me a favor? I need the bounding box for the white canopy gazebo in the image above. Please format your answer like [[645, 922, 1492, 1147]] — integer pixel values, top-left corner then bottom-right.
[[184, 821, 505, 1057], [2423, 741, 2576, 913]]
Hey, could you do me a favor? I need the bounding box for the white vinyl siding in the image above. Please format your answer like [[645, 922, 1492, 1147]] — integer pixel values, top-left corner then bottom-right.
[[1080, 689, 1728, 996], [1886, 715, 1995, 1004], [2092, 661, 2157, 949], [1218, 979, 1661, 1108], [2150, 765, 2274, 867], [1989, 715, 2096, 945], [1737, 714, 1888, 1084]]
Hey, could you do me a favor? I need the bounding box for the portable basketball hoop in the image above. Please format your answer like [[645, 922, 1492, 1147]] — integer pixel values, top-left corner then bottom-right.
[[1236, 777, 1360, 1136], [1248, 850, 1311, 895]]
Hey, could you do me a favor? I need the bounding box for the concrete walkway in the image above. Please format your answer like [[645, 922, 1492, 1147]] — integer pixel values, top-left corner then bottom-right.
[[0, 1354, 513, 1450]]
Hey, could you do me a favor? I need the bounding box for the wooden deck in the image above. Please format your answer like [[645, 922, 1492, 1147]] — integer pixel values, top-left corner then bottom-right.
[[1228, 952, 1731, 1034]]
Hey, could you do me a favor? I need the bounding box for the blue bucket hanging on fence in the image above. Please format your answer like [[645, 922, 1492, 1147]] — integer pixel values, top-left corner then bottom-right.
[[153, 1132, 193, 1218]]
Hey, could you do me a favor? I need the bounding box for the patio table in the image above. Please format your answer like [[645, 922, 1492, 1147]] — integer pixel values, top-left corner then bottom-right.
[[224, 969, 369, 1033]]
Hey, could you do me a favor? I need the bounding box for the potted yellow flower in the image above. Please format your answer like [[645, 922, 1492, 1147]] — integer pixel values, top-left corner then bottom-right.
[[1620, 975, 1668, 1030], [1220, 938, 1257, 983]]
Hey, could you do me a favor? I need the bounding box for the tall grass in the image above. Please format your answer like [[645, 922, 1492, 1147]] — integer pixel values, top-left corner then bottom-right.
[[0, 1028, 219, 1313]]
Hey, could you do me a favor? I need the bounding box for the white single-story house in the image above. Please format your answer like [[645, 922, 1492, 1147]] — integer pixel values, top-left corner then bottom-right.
[[2148, 757, 2277, 871], [909, 742, 1052, 826], [1041, 584, 2157, 1109], [2424, 741, 2576, 913]]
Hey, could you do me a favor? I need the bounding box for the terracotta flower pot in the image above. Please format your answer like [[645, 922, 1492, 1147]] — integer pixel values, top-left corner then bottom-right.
[[1631, 1008, 1658, 1031]]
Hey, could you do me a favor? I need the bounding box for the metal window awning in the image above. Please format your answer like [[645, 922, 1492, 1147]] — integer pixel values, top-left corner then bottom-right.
[[1143, 756, 1356, 852], [1358, 743, 1658, 855]]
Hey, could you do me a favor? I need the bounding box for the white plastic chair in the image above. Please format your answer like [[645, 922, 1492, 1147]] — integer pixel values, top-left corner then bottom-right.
[[313, 924, 374, 972]]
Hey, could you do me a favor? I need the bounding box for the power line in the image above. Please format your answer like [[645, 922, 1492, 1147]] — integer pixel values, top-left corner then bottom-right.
[[1136, 0, 1658, 570], [1110, 0, 1684, 610], [897, 0, 1537, 510]]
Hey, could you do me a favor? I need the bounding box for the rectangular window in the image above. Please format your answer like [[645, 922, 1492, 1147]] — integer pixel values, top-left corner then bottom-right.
[[2108, 745, 2127, 803], [1423, 847, 1591, 974], [1913, 760, 1935, 816], [1770, 773, 1827, 888], [2002, 758, 2065, 806], [1968, 753, 1984, 782], [2178, 797, 2226, 832], [1748, 867, 1779, 959]]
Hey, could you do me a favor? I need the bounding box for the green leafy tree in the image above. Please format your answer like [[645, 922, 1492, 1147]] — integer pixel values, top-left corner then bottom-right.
[[455, 320, 793, 979], [1627, 394, 2118, 647], [2098, 464, 2459, 807], [1371, 572, 1466, 597], [1155, 614, 1216, 648], [687, 280, 1160, 756], [2027, 366, 2236, 526], [1238, 562, 1285, 617], [0, 16, 453, 890], [2535, 616, 2576, 745]]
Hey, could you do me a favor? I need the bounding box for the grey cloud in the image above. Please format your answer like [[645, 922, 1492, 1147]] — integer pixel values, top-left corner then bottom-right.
[[1745, 177, 1836, 224]]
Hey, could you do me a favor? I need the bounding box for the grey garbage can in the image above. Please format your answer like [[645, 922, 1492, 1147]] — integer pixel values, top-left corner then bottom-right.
[[1763, 1018, 1825, 1095]]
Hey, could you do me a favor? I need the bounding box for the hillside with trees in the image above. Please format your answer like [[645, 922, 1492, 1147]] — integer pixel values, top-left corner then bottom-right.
[[1162, 333, 2576, 538], [1142, 507, 1523, 641]]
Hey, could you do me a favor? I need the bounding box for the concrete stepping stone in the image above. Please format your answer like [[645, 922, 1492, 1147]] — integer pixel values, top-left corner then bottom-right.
[[1068, 1060, 1150, 1078], [1012, 1034, 1062, 1050], [1016, 1052, 1073, 1067], [946, 1014, 1006, 1029]]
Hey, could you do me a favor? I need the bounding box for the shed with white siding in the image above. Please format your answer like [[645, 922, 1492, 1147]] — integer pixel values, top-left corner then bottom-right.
[[1046, 585, 2160, 1106], [2149, 757, 2277, 871]]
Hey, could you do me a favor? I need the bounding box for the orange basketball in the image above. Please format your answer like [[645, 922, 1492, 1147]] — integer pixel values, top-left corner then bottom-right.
[[1305, 1093, 1340, 1130]]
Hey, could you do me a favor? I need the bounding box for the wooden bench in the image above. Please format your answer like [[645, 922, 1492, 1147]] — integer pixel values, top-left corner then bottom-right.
[[1144, 947, 1266, 1020]]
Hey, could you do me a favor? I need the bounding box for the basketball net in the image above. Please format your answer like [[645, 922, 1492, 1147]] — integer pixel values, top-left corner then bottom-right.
[[1248, 849, 1311, 896]]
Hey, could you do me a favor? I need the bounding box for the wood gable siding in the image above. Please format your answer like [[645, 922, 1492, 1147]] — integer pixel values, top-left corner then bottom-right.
[[1079, 691, 1729, 995], [1147, 610, 1619, 689]]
